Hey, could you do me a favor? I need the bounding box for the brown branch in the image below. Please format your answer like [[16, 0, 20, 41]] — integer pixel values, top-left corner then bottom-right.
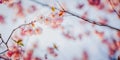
[[108, 0, 120, 18], [30, 0, 120, 31]]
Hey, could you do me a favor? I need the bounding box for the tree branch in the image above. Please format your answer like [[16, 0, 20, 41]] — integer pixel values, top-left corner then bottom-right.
[[0, 20, 37, 54], [30, 0, 120, 31], [5, 22, 33, 44], [0, 55, 10, 60], [0, 34, 5, 44], [108, 0, 120, 18], [0, 49, 8, 54], [0, 34, 9, 54]]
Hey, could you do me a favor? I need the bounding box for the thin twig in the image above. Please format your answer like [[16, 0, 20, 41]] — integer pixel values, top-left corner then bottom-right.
[[6, 24, 30, 44], [0, 55, 10, 60], [108, 0, 120, 18], [6, 20, 37, 44], [0, 42, 8, 54], [0, 34, 5, 44], [0, 34, 9, 54], [56, 0, 65, 11], [0, 20, 37, 54], [30, 0, 120, 31], [0, 49, 8, 54]]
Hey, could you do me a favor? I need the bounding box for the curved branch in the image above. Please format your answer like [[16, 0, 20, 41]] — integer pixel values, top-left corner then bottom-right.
[[30, 0, 120, 31], [5, 21, 37, 44], [6, 24, 30, 44]]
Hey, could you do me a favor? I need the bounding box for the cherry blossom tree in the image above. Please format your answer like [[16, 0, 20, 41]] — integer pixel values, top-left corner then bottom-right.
[[0, 0, 120, 60]]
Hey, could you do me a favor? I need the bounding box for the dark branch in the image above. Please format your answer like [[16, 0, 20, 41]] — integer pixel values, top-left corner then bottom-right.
[[0, 34, 9, 54], [30, 0, 120, 31], [108, 0, 120, 18], [0, 34, 5, 44], [0, 49, 8, 54]]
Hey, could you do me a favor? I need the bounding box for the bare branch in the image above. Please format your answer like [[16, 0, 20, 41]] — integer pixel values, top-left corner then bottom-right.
[[108, 0, 120, 18], [0, 34, 9, 54], [0, 34, 5, 44], [30, 0, 120, 31], [56, 0, 65, 11]]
